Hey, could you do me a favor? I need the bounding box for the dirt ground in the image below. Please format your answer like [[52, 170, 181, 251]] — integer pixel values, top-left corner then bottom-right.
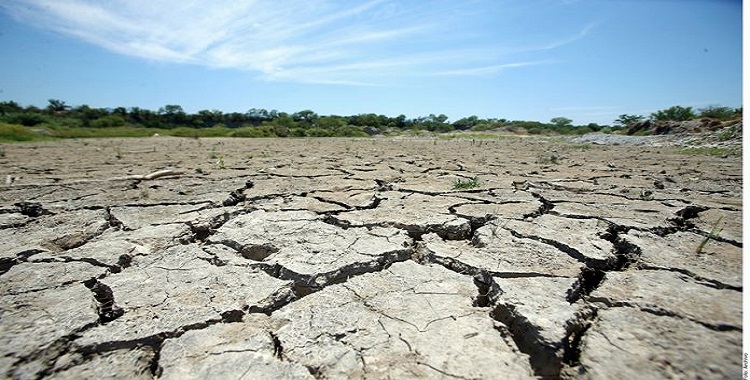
[[0, 136, 742, 379]]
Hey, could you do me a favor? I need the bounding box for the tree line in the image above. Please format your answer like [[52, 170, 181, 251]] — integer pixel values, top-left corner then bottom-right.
[[0, 99, 741, 138]]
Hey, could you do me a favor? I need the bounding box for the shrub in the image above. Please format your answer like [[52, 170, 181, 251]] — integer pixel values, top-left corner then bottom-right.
[[452, 176, 481, 190], [230, 126, 276, 138], [698, 105, 741, 121], [2, 113, 47, 127], [90, 115, 125, 128]]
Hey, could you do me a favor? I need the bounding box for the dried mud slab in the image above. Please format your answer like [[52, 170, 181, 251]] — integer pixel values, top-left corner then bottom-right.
[[575, 307, 741, 379], [0, 136, 742, 378], [270, 261, 536, 379]]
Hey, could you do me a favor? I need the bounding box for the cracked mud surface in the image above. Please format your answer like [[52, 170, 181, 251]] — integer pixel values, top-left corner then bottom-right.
[[0, 136, 742, 379]]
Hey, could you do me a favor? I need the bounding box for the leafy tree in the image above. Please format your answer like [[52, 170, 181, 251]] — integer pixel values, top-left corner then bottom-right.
[[416, 114, 451, 132], [614, 114, 645, 127], [129, 107, 161, 128], [452, 115, 479, 130], [651, 106, 696, 121], [550, 117, 572, 128], [390, 114, 409, 129], [195, 109, 224, 127], [46, 99, 70, 113], [159, 104, 184, 115], [0, 101, 22, 115], [349, 113, 389, 129], [158, 104, 187, 125], [71, 105, 108, 122], [245, 108, 271, 125], [292, 110, 318, 128]]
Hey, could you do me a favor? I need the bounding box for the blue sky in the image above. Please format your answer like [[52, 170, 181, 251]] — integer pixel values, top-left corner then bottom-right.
[[0, 0, 742, 125]]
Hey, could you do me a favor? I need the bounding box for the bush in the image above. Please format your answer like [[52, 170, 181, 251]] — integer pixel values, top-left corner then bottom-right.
[[335, 126, 368, 137], [698, 105, 741, 121], [1, 113, 47, 127], [651, 106, 696, 121], [230, 126, 277, 138], [90, 115, 125, 128]]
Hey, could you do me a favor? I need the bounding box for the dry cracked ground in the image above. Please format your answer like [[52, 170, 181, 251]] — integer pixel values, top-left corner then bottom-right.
[[0, 136, 742, 379]]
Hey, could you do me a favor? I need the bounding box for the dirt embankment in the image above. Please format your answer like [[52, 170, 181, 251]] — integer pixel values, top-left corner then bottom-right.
[[0, 136, 742, 379]]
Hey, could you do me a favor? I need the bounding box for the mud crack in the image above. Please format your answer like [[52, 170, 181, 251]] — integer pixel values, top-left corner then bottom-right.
[[82, 278, 124, 324]]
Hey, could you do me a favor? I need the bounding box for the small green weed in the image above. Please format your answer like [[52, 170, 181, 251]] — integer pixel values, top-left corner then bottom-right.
[[680, 147, 739, 157], [452, 176, 481, 190], [695, 217, 724, 254], [215, 155, 226, 169], [567, 144, 592, 150]]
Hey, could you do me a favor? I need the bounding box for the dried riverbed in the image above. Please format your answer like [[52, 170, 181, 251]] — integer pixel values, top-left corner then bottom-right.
[[0, 135, 742, 379]]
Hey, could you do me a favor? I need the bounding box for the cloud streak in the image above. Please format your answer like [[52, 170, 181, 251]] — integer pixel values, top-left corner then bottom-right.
[[1, 0, 594, 85]]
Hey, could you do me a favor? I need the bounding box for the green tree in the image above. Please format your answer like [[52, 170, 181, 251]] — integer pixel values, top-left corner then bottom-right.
[[158, 104, 187, 125], [129, 107, 161, 128], [0, 101, 22, 115], [614, 114, 645, 127], [585, 123, 604, 132], [452, 115, 479, 130], [245, 108, 271, 125], [390, 114, 409, 129], [71, 105, 108, 122], [416, 114, 451, 132], [651, 106, 696, 121], [195, 109, 224, 127], [46, 99, 70, 113], [292, 110, 318, 128], [550, 117, 572, 128]]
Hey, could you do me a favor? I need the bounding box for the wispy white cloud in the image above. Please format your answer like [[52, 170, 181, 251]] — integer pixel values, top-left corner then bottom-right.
[[1, 0, 595, 85], [429, 61, 554, 77], [534, 22, 598, 51]]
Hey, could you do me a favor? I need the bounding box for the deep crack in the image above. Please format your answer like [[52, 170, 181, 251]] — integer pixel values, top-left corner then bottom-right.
[[82, 278, 124, 324]]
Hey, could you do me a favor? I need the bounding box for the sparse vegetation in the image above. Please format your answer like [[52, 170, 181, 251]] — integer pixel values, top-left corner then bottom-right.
[[718, 124, 741, 141], [679, 147, 739, 157], [698, 105, 742, 121], [567, 144, 592, 150], [536, 153, 562, 165], [452, 176, 481, 190]]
